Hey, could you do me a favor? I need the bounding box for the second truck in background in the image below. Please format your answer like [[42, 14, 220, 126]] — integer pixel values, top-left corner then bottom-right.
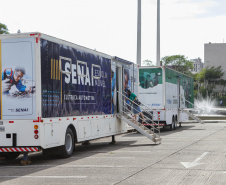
[[139, 66, 194, 130]]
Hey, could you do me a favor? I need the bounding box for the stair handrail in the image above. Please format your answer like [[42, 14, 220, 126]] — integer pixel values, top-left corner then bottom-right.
[[118, 97, 160, 134], [117, 90, 155, 117], [117, 91, 160, 135], [178, 97, 203, 123], [117, 91, 158, 115], [180, 96, 205, 116]]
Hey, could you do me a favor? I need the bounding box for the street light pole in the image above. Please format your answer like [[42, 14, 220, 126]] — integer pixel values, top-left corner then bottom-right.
[[137, 0, 141, 66], [198, 74, 200, 99], [156, 0, 160, 66]]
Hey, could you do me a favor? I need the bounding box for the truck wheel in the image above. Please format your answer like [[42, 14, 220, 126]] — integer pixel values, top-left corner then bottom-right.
[[60, 127, 74, 158], [174, 118, 178, 130], [42, 148, 51, 157], [170, 117, 175, 131], [4, 152, 21, 160]]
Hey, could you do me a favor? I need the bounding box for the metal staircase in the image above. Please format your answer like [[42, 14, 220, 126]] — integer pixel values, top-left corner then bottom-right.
[[179, 99, 204, 124], [179, 108, 203, 124], [117, 91, 161, 144]]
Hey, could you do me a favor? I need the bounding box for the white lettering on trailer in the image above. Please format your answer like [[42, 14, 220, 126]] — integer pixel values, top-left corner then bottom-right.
[[94, 79, 106, 87], [85, 67, 91, 86], [72, 63, 77, 84], [64, 61, 107, 87], [77, 65, 85, 85], [64, 62, 71, 84], [94, 69, 99, 76], [64, 95, 95, 101]]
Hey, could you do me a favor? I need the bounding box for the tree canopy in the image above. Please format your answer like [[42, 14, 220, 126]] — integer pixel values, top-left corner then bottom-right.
[[142, 59, 155, 66], [0, 23, 9, 34], [161, 55, 194, 75], [194, 66, 225, 98], [197, 66, 224, 83]]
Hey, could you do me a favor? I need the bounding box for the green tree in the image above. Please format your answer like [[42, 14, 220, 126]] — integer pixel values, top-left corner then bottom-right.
[[198, 66, 224, 84], [142, 59, 155, 66], [196, 66, 224, 98], [161, 55, 194, 75], [205, 66, 224, 82], [193, 73, 200, 98], [219, 79, 226, 93], [0, 23, 9, 34]]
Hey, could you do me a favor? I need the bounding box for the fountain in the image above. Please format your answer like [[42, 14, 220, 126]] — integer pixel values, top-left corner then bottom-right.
[[192, 96, 226, 120]]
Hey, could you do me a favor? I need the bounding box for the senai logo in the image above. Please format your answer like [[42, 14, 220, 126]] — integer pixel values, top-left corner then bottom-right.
[[16, 108, 28, 112], [167, 99, 172, 104]]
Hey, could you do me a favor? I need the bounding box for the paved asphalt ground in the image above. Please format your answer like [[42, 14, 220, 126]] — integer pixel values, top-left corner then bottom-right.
[[0, 122, 226, 185]]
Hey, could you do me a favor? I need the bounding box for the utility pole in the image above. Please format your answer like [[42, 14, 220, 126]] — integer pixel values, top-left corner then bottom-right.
[[137, 0, 141, 66], [156, 0, 160, 66], [198, 74, 200, 99]]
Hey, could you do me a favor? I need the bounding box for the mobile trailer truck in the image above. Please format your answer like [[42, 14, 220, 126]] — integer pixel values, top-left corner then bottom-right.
[[0, 32, 138, 160], [139, 66, 194, 130]]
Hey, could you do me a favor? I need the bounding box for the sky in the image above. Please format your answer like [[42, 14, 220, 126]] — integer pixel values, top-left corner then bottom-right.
[[1, 0, 226, 65]]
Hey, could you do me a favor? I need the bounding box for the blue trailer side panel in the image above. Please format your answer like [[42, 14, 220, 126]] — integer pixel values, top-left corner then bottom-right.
[[41, 39, 111, 118]]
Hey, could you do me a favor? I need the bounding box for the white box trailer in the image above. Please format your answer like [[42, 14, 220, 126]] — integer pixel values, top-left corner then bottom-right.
[[0, 32, 138, 160], [139, 66, 194, 130]]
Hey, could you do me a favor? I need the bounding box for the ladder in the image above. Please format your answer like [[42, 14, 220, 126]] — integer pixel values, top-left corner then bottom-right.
[[179, 108, 203, 124], [179, 98, 204, 124], [117, 91, 161, 144]]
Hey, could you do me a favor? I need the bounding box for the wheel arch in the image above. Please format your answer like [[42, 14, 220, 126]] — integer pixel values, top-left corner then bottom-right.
[[175, 114, 178, 121], [172, 115, 175, 122], [68, 124, 78, 143]]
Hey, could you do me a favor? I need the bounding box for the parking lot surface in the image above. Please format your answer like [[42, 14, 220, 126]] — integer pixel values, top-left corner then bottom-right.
[[0, 122, 226, 185]]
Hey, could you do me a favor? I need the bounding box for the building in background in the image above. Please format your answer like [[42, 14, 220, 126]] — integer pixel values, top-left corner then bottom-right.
[[204, 42, 226, 80], [204, 43, 226, 96], [190, 57, 203, 73]]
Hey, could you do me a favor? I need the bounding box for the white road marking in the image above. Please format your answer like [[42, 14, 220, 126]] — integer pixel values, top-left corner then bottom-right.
[[0, 176, 87, 179], [181, 152, 209, 169], [75, 151, 154, 154], [2, 165, 124, 168], [70, 156, 135, 159], [110, 151, 153, 153]]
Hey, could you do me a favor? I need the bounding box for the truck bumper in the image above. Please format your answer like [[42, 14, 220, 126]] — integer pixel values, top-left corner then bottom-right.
[[0, 147, 40, 152]]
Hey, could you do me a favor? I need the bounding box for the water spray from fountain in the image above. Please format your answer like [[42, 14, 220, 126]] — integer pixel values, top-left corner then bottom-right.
[[194, 95, 218, 115]]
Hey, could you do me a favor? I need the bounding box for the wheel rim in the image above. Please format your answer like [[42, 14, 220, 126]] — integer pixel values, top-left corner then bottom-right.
[[175, 118, 178, 127], [172, 118, 175, 129], [65, 133, 72, 152]]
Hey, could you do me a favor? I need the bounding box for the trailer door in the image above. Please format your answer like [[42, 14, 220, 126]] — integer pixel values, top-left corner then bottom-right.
[[139, 67, 164, 109], [133, 64, 139, 96], [0, 37, 36, 120], [177, 77, 180, 108]]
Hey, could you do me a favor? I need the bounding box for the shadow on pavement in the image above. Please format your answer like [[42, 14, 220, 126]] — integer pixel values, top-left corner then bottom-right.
[[0, 138, 138, 184], [0, 124, 198, 183], [125, 124, 195, 137]]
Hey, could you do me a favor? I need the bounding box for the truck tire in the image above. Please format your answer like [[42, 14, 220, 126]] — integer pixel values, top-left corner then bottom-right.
[[60, 127, 75, 158], [170, 117, 175, 131], [42, 148, 52, 157], [174, 117, 178, 130], [4, 152, 21, 160]]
